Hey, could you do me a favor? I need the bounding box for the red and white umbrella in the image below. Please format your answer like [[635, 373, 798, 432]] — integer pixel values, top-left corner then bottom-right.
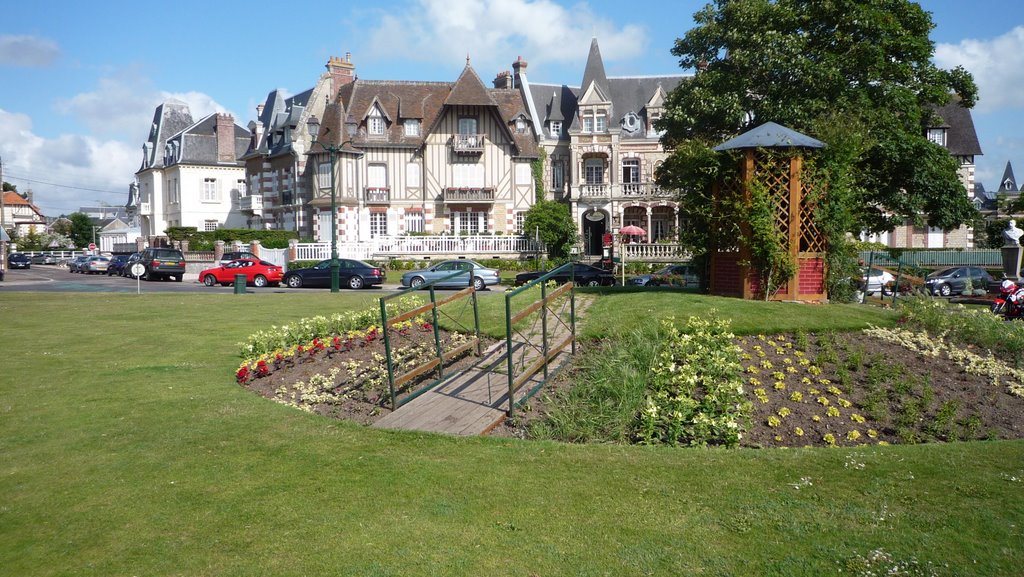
[[619, 225, 647, 236]]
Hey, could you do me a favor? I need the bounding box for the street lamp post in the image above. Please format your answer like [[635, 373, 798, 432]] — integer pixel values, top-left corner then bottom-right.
[[306, 115, 351, 293]]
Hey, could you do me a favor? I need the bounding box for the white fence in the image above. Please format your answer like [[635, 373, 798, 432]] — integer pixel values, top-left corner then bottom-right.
[[296, 235, 541, 261], [623, 243, 688, 261]]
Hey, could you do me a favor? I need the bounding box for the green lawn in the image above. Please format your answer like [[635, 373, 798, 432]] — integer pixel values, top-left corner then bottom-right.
[[1, 291, 1021, 576]]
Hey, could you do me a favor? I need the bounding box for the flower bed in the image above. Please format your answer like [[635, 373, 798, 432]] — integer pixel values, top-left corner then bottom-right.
[[235, 298, 488, 423]]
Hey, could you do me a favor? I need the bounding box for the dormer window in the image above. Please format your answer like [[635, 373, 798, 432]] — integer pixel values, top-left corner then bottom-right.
[[549, 121, 562, 137], [515, 116, 528, 134], [404, 119, 420, 137], [582, 115, 593, 133], [368, 107, 386, 136], [581, 110, 607, 133], [927, 128, 947, 147]]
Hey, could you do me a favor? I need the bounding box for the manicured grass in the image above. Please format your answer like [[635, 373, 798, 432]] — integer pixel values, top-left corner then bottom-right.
[[581, 290, 899, 338], [1, 291, 1021, 576]]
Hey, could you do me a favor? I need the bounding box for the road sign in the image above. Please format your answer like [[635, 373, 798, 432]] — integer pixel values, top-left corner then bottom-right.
[[88, 243, 97, 251], [130, 263, 145, 277]]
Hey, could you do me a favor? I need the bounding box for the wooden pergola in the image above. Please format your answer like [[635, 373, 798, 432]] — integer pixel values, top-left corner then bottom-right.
[[708, 122, 828, 301]]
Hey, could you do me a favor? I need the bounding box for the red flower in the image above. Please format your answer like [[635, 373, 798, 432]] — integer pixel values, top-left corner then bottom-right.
[[420, 322, 433, 331], [366, 329, 378, 343], [256, 360, 269, 377], [332, 336, 342, 350], [236, 366, 251, 383]]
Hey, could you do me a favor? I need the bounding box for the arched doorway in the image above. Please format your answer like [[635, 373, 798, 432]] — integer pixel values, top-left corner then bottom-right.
[[582, 209, 608, 256]]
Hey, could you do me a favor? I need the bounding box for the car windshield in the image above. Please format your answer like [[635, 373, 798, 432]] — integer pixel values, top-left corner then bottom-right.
[[933, 267, 959, 277]]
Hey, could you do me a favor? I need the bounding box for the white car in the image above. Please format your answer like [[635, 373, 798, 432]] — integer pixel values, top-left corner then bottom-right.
[[862, 268, 895, 295]]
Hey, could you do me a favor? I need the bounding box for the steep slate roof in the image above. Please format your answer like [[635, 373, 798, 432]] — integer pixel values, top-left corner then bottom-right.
[[243, 87, 314, 160], [714, 122, 825, 151], [165, 114, 249, 167], [336, 66, 539, 157], [998, 161, 1018, 193], [579, 38, 611, 103], [526, 38, 685, 140], [138, 100, 193, 172], [930, 99, 982, 156]]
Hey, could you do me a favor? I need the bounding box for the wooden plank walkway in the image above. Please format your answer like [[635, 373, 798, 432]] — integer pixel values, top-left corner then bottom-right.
[[372, 294, 584, 436]]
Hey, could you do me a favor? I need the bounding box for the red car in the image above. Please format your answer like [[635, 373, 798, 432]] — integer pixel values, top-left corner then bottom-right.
[[199, 258, 283, 288]]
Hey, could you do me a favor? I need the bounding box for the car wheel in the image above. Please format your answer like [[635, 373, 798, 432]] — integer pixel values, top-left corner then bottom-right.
[[472, 277, 484, 291], [202, 275, 216, 287], [587, 279, 600, 287], [173, 275, 183, 282], [285, 275, 303, 288], [253, 275, 268, 288], [410, 276, 425, 288], [348, 276, 364, 290], [938, 284, 952, 297]]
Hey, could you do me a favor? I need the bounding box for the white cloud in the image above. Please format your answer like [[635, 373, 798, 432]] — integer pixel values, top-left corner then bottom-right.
[[935, 26, 1024, 113], [0, 35, 60, 67], [363, 0, 648, 79], [55, 68, 233, 141], [0, 108, 144, 216]]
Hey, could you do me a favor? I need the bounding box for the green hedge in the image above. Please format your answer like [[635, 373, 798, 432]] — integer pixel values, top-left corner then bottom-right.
[[166, 227, 298, 251]]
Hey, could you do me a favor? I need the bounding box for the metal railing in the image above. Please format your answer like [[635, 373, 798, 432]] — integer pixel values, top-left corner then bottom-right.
[[450, 134, 486, 153], [364, 187, 390, 204], [442, 188, 495, 203], [295, 235, 541, 260], [378, 269, 481, 410]]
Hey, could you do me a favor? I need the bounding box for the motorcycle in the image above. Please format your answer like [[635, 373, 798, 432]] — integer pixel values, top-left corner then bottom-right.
[[992, 280, 1024, 320]]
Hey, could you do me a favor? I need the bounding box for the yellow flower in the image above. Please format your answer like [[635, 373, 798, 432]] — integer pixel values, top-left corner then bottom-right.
[[794, 427, 804, 436], [837, 398, 853, 408], [778, 407, 791, 418], [790, 391, 803, 402], [748, 377, 762, 386], [774, 435, 783, 442], [826, 407, 841, 417], [767, 415, 781, 427], [878, 441, 890, 446], [774, 381, 786, 390], [772, 371, 786, 380], [816, 396, 830, 406], [812, 415, 821, 422], [867, 429, 878, 438], [850, 413, 866, 423], [760, 360, 774, 369], [847, 430, 861, 441], [782, 358, 793, 365], [785, 366, 797, 374], [823, 433, 837, 446]]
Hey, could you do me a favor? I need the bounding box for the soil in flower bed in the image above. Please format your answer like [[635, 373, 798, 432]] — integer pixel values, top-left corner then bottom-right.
[[240, 328, 494, 425], [493, 332, 1024, 448]]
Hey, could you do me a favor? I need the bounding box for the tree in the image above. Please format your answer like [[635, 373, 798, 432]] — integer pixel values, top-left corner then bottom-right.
[[2, 181, 16, 193], [67, 212, 95, 248], [523, 200, 577, 260], [660, 2, 977, 232]]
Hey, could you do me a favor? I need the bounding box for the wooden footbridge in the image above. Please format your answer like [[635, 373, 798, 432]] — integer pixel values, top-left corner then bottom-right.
[[373, 265, 584, 436]]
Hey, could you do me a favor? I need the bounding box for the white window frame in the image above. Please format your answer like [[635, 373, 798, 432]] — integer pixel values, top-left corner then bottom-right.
[[204, 219, 219, 232], [596, 111, 606, 132], [368, 107, 386, 136], [622, 158, 640, 184], [454, 210, 484, 235], [404, 119, 420, 137], [552, 161, 564, 190], [406, 162, 421, 189], [405, 211, 424, 233], [585, 158, 604, 185], [202, 178, 218, 202], [582, 115, 593, 133], [927, 128, 946, 147], [317, 162, 331, 190], [549, 121, 562, 138], [515, 211, 526, 235], [458, 117, 478, 135], [370, 212, 388, 237]]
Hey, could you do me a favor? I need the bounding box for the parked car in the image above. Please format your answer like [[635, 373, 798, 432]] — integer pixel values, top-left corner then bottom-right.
[[137, 247, 186, 281], [924, 266, 995, 297], [7, 253, 31, 269], [68, 255, 91, 272], [628, 264, 701, 288], [121, 252, 143, 277], [219, 251, 258, 266], [106, 254, 131, 276], [200, 258, 284, 288], [31, 253, 57, 265], [401, 260, 501, 290], [83, 256, 111, 274], [282, 259, 383, 289], [861, 268, 895, 295], [515, 263, 616, 287]]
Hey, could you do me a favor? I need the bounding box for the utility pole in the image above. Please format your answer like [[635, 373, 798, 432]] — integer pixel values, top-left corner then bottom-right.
[[1, 154, 7, 276]]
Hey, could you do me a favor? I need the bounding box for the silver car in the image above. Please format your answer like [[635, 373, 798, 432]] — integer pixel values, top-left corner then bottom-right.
[[83, 256, 111, 274], [400, 260, 501, 290]]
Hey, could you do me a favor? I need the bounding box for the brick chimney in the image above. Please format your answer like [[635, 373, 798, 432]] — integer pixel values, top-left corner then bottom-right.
[[215, 113, 236, 163], [512, 55, 528, 87], [493, 70, 513, 89], [326, 52, 356, 97]]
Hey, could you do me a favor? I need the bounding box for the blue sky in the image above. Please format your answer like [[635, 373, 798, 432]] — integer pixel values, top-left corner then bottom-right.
[[1, 0, 1022, 216]]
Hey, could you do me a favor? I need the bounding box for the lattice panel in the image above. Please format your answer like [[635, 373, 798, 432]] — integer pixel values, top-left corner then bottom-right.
[[755, 153, 792, 249], [799, 180, 827, 253], [713, 175, 745, 251]]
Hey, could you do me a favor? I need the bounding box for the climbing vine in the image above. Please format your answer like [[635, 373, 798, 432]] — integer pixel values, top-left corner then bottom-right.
[[531, 148, 547, 203]]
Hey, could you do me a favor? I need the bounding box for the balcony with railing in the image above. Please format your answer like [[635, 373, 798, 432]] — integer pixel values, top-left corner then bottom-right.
[[621, 183, 674, 198], [240, 195, 263, 213], [364, 187, 390, 204], [578, 184, 608, 198], [450, 134, 486, 154], [443, 187, 495, 203]]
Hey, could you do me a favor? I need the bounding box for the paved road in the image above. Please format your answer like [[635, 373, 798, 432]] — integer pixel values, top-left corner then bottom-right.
[[0, 265, 506, 295]]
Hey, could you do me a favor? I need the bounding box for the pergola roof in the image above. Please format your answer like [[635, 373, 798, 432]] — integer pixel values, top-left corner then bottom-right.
[[714, 121, 825, 151]]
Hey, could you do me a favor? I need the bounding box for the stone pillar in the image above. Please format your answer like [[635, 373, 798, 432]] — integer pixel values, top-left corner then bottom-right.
[[288, 238, 298, 263], [1001, 221, 1024, 281], [214, 240, 225, 263], [249, 240, 261, 258]]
